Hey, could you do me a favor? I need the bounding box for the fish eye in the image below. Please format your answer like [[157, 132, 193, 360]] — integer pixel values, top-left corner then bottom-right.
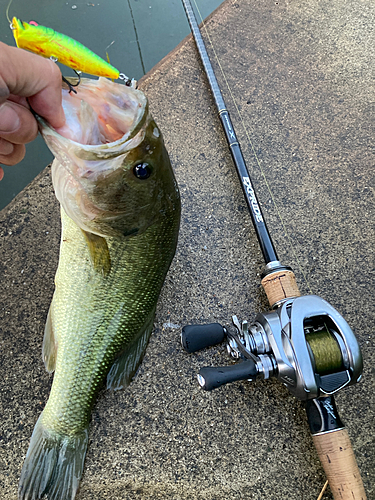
[[133, 162, 152, 180]]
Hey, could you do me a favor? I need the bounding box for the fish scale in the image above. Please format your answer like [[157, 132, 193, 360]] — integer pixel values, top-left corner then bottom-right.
[[43, 207, 179, 435]]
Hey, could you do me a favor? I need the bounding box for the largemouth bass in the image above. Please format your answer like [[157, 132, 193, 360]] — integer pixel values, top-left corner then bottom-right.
[[18, 77, 180, 500]]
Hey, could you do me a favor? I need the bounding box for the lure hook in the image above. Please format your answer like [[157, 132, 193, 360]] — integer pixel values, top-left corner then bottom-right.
[[61, 71, 81, 94], [62, 76, 77, 94]]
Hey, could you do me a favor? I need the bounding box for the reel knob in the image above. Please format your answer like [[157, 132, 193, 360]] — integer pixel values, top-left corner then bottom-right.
[[198, 359, 258, 390], [181, 323, 226, 353]]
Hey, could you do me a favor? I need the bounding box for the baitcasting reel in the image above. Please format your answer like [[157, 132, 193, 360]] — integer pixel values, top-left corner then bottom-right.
[[181, 295, 363, 401]]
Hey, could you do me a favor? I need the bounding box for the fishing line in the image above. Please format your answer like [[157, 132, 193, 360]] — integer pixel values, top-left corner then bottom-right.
[[6, 0, 14, 24], [191, 0, 313, 294], [126, 0, 146, 75], [317, 481, 329, 500]]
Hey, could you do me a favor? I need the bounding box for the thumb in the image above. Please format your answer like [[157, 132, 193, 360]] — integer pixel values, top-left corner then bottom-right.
[[0, 42, 65, 129]]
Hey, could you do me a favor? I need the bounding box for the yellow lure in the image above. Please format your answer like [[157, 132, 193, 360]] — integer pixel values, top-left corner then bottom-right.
[[11, 17, 120, 79]]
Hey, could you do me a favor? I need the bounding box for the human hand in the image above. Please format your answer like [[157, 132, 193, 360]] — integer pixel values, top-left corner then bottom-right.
[[0, 42, 65, 180]]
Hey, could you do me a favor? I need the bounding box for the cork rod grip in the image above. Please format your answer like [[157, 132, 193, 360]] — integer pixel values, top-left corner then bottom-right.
[[261, 269, 300, 307], [313, 429, 367, 499]]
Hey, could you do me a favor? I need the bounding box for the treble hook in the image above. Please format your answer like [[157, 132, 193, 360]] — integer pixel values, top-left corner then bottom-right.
[[49, 55, 81, 94], [62, 70, 82, 94]]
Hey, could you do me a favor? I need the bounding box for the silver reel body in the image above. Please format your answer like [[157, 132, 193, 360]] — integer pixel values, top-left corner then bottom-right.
[[227, 295, 363, 400]]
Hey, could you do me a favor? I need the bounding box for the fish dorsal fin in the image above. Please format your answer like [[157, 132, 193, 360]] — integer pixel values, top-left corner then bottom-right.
[[42, 304, 57, 373], [82, 230, 111, 277], [106, 313, 155, 390]]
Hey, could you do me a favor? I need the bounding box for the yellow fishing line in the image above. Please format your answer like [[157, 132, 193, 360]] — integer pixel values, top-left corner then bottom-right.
[[192, 0, 313, 294]]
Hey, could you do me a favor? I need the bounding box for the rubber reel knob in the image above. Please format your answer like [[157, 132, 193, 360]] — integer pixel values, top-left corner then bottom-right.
[[181, 323, 226, 353], [198, 359, 258, 390]]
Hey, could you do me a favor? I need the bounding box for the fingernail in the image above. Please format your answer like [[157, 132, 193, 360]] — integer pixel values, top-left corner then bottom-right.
[[0, 103, 21, 133]]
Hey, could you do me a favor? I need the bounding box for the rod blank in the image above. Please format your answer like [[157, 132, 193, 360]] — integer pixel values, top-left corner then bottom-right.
[[181, 0, 278, 264]]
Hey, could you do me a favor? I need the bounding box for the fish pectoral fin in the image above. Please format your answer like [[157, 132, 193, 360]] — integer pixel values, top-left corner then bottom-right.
[[107, 315, 155, 391], [42, 304, 57, 373], [82, 230, 111, 277]]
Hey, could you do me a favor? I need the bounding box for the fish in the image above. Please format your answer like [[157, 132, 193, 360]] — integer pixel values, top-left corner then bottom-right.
[[18, 77, 181, 500], [10, 17, 120, 79]]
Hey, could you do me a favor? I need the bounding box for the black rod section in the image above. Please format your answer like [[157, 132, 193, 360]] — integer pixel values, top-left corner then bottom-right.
[[305, 396, 344, 435], [181, 0, 278, 264]]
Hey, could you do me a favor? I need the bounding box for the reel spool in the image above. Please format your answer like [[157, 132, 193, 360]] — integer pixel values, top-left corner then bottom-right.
[[305, 328, 344, 376]]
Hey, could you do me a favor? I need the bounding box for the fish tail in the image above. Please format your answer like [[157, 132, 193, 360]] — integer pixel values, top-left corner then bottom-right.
[[19, 414, 88, 500]]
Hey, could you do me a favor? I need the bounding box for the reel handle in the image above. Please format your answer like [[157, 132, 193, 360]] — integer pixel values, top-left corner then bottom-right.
[[198, 360, 258, 390], [181, 323, 226, 353]]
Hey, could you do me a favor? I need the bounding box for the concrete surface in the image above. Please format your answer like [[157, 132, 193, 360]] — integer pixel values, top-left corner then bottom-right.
[[0, 0, 374, 499]]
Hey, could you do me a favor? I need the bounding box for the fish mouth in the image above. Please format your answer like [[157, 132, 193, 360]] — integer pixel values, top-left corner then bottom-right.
[[37, 78, 154, 237], [37, 77, 149, 161]]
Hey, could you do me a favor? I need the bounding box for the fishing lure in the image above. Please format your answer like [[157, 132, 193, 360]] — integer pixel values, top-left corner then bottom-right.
[[11, 17, 121, 80]]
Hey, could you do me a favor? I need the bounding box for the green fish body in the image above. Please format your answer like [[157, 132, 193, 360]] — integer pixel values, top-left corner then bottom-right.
[[19, 78, 180, 500]]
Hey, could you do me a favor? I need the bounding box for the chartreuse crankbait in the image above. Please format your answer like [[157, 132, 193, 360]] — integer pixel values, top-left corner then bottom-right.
[[10, 17, 121, 79], [6, 0, 132, 86]]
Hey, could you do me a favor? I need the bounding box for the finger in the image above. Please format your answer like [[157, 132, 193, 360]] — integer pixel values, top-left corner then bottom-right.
[[0, 137, 14, 156], [0, 143, 25, 166], [0, 42, 65, 129], [7, 94, 29, 107], [0, 100, 38, 144]]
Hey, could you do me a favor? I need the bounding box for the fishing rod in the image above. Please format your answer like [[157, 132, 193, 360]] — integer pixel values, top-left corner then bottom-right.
[[179, 1, 366, 498]]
